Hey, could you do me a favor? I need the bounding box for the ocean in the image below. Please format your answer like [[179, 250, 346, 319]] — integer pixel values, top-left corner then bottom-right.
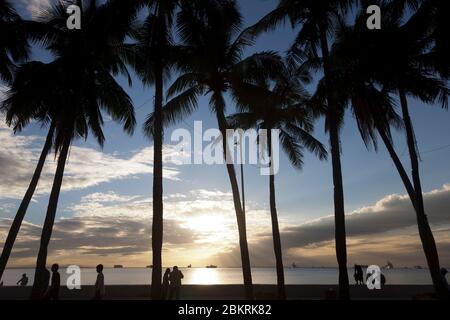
[[1, 267, 434, 286]]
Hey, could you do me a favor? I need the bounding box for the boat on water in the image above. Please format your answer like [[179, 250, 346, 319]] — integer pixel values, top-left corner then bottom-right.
[[187, 264, 192, 268], [114, 265, 123, 269], [291, 263, 297, 268], [206, 265, 217, 268], [146, 265, 152, 268]]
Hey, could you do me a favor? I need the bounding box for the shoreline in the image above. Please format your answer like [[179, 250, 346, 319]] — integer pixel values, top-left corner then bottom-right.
[[0, 285, 436, 300]]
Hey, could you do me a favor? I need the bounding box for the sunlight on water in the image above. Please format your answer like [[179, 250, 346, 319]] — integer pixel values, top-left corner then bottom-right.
[[188, 268, 220, 285], [0, 267, 436, 286]]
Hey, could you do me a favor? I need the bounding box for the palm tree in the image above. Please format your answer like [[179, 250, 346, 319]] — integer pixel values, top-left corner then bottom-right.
[[147, 0, 283, 299], [11, 0, 137, 298], [0, 0, 29, 83], [0, 62, 56, 283], [228, 68, 327, 299], [327, 2, 450, 298], [0, 0, 140, 288], [129, 0, 180, 300], [406, 0, 450, 79], [249, 0, 354, 299]]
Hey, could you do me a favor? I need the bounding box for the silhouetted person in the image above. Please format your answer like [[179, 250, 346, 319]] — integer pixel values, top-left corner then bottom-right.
[[93, 264, 105, 300], [354, 264, 364, 285], [169, 266, 184, 300], [44, 264, 60, 300], [17, 273, 28, 286], [162, 268, 171, 300]]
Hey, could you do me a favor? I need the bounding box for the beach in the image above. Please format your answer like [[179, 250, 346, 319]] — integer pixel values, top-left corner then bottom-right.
[[0, 284, 436, 300]]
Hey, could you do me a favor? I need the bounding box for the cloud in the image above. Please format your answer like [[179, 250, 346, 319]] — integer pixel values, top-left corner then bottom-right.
[[218, 184, 450, 267], [2, 185, 450, 268], [0, 122, 183, 199], [0, 188, 272, 267]]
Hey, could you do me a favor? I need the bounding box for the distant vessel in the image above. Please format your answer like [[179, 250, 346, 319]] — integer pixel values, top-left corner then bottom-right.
[[383, 261, 394, 269], [187, 264, 192, 268], [206, 265, 217, 268], [114, 265, 123, 269], [414, 265, 423, 269], [146, 265, 152, 268], [291, 263, 297, 268]]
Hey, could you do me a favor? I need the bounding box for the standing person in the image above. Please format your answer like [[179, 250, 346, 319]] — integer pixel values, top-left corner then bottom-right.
[[16, 273, 28, 286], [44, 264, 60, 300], [93, 264, 105, 300], [169, 266, 184, 300], [161, 268, 171, 300]]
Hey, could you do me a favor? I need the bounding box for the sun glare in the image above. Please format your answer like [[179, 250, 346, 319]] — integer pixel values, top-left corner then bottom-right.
[[189, 268, 220, 285]]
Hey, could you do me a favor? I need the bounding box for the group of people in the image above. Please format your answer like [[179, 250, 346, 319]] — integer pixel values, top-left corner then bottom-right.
[[162, 266, 184, 300], [16, 263, 105, 300]]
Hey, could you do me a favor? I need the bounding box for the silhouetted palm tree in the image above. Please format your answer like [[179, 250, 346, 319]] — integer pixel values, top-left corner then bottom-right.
[[130, 0, 180, 300], [13, 0, 137, 299], [228, 68, 327, 299], [0, 62, 56, 283], [147, 0, 283, 299], [328, 2, 450, 298], [249, 0, 354, 299], [0, 0, 29, 83]]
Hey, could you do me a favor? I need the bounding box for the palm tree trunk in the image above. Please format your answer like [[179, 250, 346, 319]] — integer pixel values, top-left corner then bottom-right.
[[318, 21, 349, 300], [30, 137, 70, 299], [377, 127, 417, 208], [398, 87, 448, 298], [151, 63, 164, 300], [0, 123, 55, 282], [215, 95, 253, 299], [268, 131, 286, 300]]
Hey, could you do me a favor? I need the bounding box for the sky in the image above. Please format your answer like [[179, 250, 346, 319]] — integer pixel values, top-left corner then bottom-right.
[[0, 0, 450, 270]]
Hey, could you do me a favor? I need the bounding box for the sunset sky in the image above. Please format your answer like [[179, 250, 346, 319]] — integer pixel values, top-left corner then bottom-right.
[[1, 0, 450, 269]]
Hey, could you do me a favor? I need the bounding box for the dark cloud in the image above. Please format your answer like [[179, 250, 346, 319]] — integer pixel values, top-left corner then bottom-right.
[[0, 215, 199, 262], [218, 185, 450, 267]]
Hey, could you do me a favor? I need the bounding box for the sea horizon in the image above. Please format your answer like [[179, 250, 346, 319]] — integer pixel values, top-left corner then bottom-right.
[[1, 267, 436, 286]]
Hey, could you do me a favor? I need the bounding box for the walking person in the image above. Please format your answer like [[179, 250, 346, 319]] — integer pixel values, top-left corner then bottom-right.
[[93, 264, 105, 300], [169, 266, 184, 300]]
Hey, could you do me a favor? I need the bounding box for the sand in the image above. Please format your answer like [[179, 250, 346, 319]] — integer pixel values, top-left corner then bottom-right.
[[0, 284, 437, 300]]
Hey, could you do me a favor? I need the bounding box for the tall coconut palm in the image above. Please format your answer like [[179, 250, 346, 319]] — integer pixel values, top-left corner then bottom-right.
[[145, 0, 283, 299], [327, 2, 450, 298], [248, 0, 354, 299], [228, 68, 327, 299], [0, 0, 29, 83], [404, 0, 450, 79], [129, 0, 180, 300], [0, 62, 56, 283], [0, 0, 141, 288], [14, 0, 137, 298]]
